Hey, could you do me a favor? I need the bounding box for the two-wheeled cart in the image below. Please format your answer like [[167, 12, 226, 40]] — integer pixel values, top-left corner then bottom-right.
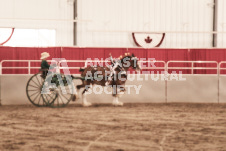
[[26, 70, 82, 108]]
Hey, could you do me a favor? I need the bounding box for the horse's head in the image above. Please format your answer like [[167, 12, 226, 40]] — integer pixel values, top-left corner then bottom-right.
[[120, 53, 141, 72]]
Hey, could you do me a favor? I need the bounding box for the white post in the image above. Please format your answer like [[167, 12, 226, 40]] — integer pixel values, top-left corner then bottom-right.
[[28, 61, 31, 75], [165, 62, 168, 103], [0, 74, 1, 105], [191, 62, 194, 74], [0, 61, 2, 75], [0, 61, 1, 105]]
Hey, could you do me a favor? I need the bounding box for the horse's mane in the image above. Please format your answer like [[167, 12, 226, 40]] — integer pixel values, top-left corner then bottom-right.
[[118, 52, 133, 62]]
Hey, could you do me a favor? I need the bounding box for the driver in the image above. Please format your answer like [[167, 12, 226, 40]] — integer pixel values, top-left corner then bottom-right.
[[40, 52, 57, 93], [40, 52, 51, 77]]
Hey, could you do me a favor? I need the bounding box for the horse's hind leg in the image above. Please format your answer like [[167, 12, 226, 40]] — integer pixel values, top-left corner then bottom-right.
[[81, 85, 92, 107], [75, 84, 85, 99], [72, 80, 86, 101]]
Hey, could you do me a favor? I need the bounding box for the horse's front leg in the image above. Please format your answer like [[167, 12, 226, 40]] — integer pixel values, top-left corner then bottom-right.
[[81, 85, 92, 107], [117, 85, 126, 98], [112, 85, 123, 106]]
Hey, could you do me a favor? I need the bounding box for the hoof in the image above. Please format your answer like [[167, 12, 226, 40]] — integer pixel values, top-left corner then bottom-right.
[[117, 91, 125, 98], [112, 101, 123, 106], [83, 102, 92, 107]]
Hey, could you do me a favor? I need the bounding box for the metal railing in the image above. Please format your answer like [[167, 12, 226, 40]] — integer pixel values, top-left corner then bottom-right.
[[0, 59, 167, 75], [219, 61, 226, 74], [167, 61, 219, 74], [0, 60, 57, 75], [1, 59, 225, 75], [139, 60, 166, 71], [58, 59, 111, 70]]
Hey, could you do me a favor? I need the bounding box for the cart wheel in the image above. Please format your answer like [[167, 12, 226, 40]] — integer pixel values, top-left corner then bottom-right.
[[42, 74, 74, 108], [26, 73, 48, 107]]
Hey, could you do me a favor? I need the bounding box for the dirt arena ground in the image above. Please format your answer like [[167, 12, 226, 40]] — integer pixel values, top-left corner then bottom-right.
[[0, 103, 226, 151]]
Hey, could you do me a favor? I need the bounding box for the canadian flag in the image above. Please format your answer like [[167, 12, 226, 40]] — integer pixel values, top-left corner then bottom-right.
[[132, 32, 165, 48]]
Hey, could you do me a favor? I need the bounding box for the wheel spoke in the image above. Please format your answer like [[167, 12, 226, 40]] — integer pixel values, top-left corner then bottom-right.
[[42, 96, 45, 106], [31, 79, 40, 87], [33, 93, 41, 103], [57, 96, 60, 106], [60, 93, 70, 101], [43, 92, 56, 105], [37, 94, 42, 105], [58, 94, 66, 105], [49, 93, 56, 103], [29, 91, 40, 98], [28, 89, 39, 92], [29, 93, 39, 102], [29, 84, 39, 89], [35, 74, 42, 86], [43, 94, 51, 104]]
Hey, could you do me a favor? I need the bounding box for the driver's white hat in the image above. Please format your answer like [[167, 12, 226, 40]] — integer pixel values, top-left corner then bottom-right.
[[40, 52, 50, 59]]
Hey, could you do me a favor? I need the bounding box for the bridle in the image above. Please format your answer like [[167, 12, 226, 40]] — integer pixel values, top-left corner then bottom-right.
[[131, 56, 139, 69]]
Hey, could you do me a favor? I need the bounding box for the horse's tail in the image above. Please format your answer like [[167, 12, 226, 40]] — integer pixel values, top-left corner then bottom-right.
[[79, 68, 85, 72]]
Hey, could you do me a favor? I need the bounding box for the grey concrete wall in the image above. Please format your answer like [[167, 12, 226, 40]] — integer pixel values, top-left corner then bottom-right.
[[219, 76, 226, 103], [0, 74, 224, 105], [167, 75, 218, 103], [1, 75, 31, 105]]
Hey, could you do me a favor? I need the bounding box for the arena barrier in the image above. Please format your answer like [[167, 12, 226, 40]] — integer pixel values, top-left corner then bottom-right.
[[1, 74, 226, 105], [1, 60, 226, 105]]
